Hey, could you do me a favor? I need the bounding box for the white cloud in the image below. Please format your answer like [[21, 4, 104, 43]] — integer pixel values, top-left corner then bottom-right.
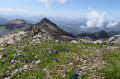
[[106, 21, 118, 28], [0, 8, 13, 11], [86, 8, 106, 28], [0, 8, 29, 15], [38, 0, 66, 7], [39, 0, 66, 3], [80, 25, 86, 29], [0, 8, 26, 12]]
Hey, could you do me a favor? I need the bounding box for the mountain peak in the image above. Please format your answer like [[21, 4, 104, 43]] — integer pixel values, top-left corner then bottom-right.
[[41, 18, 50, 22], [36, 18, 57, 27], [35, 18, 74, 41]]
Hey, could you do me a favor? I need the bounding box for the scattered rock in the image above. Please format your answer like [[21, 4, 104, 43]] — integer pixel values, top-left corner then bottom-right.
[[30, 64, 34, 68], [31, 61, 36, 64], [13, 35, 21, 41], [108, 35, 120, 43], [11, 60, 15, 63], [35, 55, 38, 58], [68, 62, 73, 66], [0, 55, 2, 59], [4, 71, 10, 77], [2, 54, 7, 58], [83, 60, 87, 63], [94, 40, 102, 44], [0, 74, 3, 78], [4, 77, 10, 79], [62, 74, 66, 78], [55, 40, 59, 43], [23, 65, 30, 72], [71, 40, 79, 44], [107, 46, 119, 50], [7, 39, 14, 44], [0, 48, 4, 50], [11, 69, 19, 76], [35, 60, 41, 65], [33, 34, 42, 39], [81, 66, 87, 70], [32, 34, 43, 43], [7, 65, 14, 69], [33, 26, 39, 35], [18, 31, 28, 36], [43, 66, 50, 72]]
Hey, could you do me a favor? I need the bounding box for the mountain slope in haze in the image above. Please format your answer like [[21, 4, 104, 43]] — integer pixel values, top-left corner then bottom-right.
[[57, 22, 120, 34], [36, 18, 75, 41], [0, 17, 8, 24], [77, 30, 110, 40], [107, 30, 120, 37], [0, 19, 33, 35], [4, 19, 32, 30]]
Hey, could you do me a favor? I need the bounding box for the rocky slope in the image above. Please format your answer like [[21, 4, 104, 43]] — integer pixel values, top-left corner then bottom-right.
[[0, 31, 120, 79], [35, 18, 75, 41], [107, 35, 120, 43]]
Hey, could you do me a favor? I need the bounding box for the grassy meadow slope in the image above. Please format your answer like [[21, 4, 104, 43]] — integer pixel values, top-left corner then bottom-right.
[[0, 34, 120, 79]]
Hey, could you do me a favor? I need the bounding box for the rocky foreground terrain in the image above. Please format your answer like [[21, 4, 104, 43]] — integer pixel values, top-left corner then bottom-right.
[[0, 31, 120, 79], [0, 18, 120, 79]]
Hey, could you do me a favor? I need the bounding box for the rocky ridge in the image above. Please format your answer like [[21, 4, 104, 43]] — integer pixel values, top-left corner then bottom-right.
[[35, 18, 75, 41]]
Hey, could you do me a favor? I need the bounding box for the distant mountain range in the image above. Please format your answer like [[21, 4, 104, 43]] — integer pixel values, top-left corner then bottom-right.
[[0, 17, 120, 41], [0, 19, 33, 35], [77, 30, 120, 40], [77, 30, 109, 40], [0, 16, 120, 34], [58, 22, 120, 34], [0, 18, 75, 41]]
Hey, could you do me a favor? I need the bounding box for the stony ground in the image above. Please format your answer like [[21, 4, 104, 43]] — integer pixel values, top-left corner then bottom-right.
[[0, 35, 120, 79]]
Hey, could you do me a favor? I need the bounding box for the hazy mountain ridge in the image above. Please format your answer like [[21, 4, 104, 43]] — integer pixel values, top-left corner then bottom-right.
[[36, 18, 75, 41], [0, 17, 8, 24], [77, 30, 120, 40], [0, 18, 75, 41], [58, 22, 120, 34], [0, 17, 120, 41], [4, 19, 32, 30], [0, 19, 33, 35], [77, 30, 109, 40], [0, 16, 120, 34]]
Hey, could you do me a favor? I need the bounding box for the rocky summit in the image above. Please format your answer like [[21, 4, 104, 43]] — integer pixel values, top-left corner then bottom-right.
[[35, 18, 75, 41]]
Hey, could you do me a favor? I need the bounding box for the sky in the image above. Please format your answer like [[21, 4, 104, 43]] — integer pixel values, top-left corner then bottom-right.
[[0, 0, 120, 27], [0, 0, 119, 17]]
